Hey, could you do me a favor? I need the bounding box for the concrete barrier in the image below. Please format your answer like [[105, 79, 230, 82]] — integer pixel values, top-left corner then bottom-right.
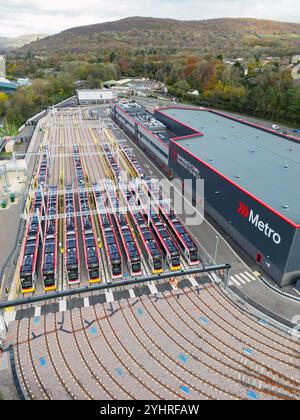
[[0, 199, 24, 273]]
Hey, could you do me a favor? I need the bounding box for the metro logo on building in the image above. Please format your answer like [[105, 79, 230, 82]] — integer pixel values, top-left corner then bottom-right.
[[237, 202, 249, 218], [237, 201, 281, 245]]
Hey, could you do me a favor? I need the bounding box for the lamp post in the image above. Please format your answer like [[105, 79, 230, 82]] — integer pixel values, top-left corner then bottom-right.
[[3, 164, 10, 188], [214, 235, 220, 264], [12, 152, 19, 180], [224, 265, 231, 291]]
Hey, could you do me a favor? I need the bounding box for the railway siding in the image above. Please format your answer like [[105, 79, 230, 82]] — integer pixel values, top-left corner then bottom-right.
[[5, 108, 300, 401]]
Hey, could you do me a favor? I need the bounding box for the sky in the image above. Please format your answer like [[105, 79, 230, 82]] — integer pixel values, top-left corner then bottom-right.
[[0, 0, 299, 37]]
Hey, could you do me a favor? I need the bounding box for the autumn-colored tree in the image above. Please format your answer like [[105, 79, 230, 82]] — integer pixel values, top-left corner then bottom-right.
[[184, 56, 200, 77]]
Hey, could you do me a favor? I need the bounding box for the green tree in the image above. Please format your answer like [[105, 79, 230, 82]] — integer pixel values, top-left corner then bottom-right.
[[0, 93, 8, 117]]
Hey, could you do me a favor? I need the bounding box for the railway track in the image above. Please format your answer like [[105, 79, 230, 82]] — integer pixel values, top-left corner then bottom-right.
[[139, 293, 289, 400], [184, 282, 300, 377], [73, 122, 246, 400], [162, 287, 299, 398], [13, 287, 298, 401], [74, 309, 134, 400], [91, 302, 167, 399], [118, 297, 228, 399], [193, 284, 300, 363], [85, 234, 191, 400], [209, 283, 300, 352], [100, 113, 300, 398], [17, 317, 52, 399], [9, 108, 300, 400], [15, 319, 34, 399], [179, 260, 300, 369], [43, 309, 76, 399]]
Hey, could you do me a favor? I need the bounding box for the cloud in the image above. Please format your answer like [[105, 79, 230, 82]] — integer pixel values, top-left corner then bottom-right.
[[0, 0, 299, 37]]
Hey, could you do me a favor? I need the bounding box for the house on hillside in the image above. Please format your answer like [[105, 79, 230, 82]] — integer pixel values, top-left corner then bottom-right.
[[103, 79, 133, 88], [16, 77, 31, 87], [292, 55, 300, 65], [0, 56, 6, 78], [223, 58, 244, 66], [187, 89, 200, 96]]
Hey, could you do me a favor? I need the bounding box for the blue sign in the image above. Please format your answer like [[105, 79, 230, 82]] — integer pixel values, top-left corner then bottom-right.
[[136, 308, 144, 317], [244, 348, 253, 356], [178, 353, 188, 363], [199, 316, 209, 325], [34, 317, 40, 326], [39, 358, 46, 367], [180, 385, 190, 395], [90, 327, 97, 335], [115, 368, 125, 378], [247, 390, 258, 400]]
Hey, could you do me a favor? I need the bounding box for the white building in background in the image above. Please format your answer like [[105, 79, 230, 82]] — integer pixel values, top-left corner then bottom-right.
[[77, 89, 117, 105], [292, 55, 300, 65], [188, 90, 200, 96], [17, 77, 31, 87], [292, 64, 300, 81], [0, 55, 6, 78], [0, 311, 6, 342]]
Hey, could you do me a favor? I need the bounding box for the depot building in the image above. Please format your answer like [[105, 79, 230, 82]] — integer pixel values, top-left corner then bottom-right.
[[112, 101, 300, 287], [153, 106, 300, 287]]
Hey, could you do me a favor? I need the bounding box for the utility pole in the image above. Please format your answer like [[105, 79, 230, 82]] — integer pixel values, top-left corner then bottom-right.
[[224, 265, 231, 291], [0, 309, 7, 344], [214, 235, 220, 264], [36, 209, 44, 244], [40, 185, 46, 213], [46, 146, 51, 178], [3, 165, 10, 188], [12, 152, 19, 180], [147, 198, 151, 227]]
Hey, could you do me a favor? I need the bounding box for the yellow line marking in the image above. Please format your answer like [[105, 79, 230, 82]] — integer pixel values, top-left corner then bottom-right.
[[44, 286, 57, 292], [153, 269, 164, 274], [89, 279, 101, 284], [21, 287, 35, 295], [5, 274, 21, 312]]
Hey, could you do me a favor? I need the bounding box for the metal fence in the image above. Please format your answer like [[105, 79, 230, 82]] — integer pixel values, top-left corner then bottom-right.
[[0, 193, 26, 298], [0, 264, 231, 310], [0, 119, 45, 299]]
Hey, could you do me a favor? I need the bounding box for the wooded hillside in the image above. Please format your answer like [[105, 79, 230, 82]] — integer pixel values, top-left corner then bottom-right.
[[17, 17, 300, 57]]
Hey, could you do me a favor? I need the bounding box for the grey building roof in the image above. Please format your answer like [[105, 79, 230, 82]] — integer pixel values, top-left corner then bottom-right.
[[116, 101, 173, 145], [14, 125, 35, 142], [159, 107, 300, 225], [0, 77, 17, 90]]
